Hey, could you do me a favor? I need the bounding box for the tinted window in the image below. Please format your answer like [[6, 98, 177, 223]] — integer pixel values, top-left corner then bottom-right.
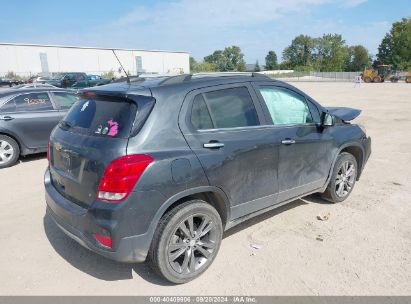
[[53, 92, 79, 110], [195, 87, 259, 129], [10, 92, 54, 112], [191, 94, 213, 130], [62, 97, 137, 138], [259, 86, 313, 125]]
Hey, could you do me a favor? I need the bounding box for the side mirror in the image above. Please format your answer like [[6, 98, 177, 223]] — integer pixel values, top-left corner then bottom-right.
[[322, 112, 334, 127]]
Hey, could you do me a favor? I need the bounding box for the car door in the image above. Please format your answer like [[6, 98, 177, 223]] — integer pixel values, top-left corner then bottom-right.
[[0, 91, 61, 150], [179, 83, 280, 220], [252, 83, 334, 202], [50, 91, 80, 114]]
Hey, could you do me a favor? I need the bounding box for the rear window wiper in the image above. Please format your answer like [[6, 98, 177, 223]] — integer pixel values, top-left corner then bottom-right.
[[59, 120, 74, 130]]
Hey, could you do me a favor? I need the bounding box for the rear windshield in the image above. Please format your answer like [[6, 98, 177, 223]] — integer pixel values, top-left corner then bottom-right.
[[60, 96, 137, 138]]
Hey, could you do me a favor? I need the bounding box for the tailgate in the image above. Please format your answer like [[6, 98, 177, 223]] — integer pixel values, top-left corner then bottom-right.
[[49, 95, 137, 208]]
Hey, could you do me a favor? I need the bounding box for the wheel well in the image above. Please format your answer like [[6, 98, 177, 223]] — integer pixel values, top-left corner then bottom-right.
[[340, 146, 363, 178], [163, 191, 229, 228], [0, 132, 21, 155]]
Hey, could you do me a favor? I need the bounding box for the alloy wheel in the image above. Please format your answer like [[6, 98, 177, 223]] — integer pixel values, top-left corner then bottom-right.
[[167, 214, 217, 275], [0, 140, 14, 165], [335, 161, 355, 198]]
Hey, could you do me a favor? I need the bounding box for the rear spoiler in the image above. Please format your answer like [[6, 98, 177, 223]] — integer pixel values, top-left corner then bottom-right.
[[325, 107, 361, 122]]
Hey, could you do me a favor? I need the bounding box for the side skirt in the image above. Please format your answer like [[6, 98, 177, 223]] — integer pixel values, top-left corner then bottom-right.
[[224, 187, 324, 231]]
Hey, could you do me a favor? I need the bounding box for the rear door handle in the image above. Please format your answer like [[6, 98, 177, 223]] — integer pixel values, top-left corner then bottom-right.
[[0, 115, 14, 121], [203, 142, 225, 149], [281, 139, 296, 145]]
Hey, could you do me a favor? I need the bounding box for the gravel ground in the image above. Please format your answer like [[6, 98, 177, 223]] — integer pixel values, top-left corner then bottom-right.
[[0, 82, 410, 295]]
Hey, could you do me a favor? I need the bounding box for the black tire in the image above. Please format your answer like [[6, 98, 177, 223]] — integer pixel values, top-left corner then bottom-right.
[[148, 200, 223, 284], [0, 135, 20, 169], [363, 76, 372, 83], [373, 76, 381, 83], [321, 152, 357, 203]]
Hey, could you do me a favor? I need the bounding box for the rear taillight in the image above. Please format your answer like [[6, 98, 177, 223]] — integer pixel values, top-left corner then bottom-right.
[[93, 233, 112, 248], [97, 154, 153, 202]]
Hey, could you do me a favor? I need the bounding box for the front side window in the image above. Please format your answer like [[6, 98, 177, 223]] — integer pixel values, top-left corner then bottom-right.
[[53, 92, 79, 110], [259, 86, 313, 125], [191, 87, 259, 130], [9, 92, 54, 112]]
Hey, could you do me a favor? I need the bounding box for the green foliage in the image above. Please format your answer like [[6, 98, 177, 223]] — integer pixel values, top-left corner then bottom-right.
[[265, 51, 278, 70], [254, 60, 261, 72], [5, 71, 24, 81], [281, 33, 370, 71], [377, 18, 411, 70], [204, 46, 246, 72], [315, 34, 348, 72], [189, 56, 197, 72], [345, 45, 371, 72], [101, 69, 115, 79], [282, 35, 316, 69], [190, 57, 218, 72]]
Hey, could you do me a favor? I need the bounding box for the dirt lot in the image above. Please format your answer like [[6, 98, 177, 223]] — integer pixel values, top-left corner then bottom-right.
[[0, 82, 410, 295]]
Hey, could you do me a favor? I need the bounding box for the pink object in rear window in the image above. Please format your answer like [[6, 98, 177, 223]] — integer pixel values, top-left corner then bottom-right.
[[107, 119, 119, 137]]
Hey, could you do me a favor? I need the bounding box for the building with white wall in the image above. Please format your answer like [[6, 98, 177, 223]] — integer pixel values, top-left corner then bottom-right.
[[0, 43, 190, 77]]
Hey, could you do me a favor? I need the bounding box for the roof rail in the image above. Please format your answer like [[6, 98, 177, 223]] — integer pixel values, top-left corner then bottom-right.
[[192, 72, 270, 79], [149, 72, 273, 86]]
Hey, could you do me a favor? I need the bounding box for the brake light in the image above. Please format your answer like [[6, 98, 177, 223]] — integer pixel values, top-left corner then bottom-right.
[[93, 233, 112, 248], [97, 154, 153, 202]]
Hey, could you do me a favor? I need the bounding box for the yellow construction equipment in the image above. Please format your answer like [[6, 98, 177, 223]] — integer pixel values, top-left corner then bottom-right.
[[361, 64, 393, 83], [361, 65, 411, 83]]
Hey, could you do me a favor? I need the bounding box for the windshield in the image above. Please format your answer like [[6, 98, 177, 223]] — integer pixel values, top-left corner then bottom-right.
[[60, 96, 137, 139]]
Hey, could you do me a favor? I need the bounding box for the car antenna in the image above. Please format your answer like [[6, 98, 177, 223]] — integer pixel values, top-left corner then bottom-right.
[[112, 49, 130, 84]]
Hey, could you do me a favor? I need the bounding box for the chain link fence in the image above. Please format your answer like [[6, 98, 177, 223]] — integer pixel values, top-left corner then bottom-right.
[[266, 71, 361, 82]]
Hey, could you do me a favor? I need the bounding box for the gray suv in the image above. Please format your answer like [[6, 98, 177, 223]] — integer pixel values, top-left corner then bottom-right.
[[45, 73, 371, 283], [0, 88, 79, 168]]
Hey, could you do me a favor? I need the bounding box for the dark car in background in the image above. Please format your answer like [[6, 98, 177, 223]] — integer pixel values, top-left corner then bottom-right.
[[0, 87, 79, 168], [0, 78, 24, 87], [44, 72, 111, 88], [45, 73, 371, 283]]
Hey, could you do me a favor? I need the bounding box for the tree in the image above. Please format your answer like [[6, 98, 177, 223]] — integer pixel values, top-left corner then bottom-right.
[[101, 69, 115, 79], [344, 45, 371, 71], [377, 18, 411, 69], [265, 51, 278, 70], [282, 35, 316, 69], [204, 46, 246, 71], [254, 60, 261, 72], [189, 56, 198, 72], [204, 50, 227, 71], [315, 34, 348, 71]]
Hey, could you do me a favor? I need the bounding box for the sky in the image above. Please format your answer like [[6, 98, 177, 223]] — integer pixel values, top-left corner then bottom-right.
[[0, 0, 410, 63]]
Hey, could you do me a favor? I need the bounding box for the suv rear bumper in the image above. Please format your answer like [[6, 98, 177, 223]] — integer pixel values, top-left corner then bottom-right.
[[44, 169, 153, 263]]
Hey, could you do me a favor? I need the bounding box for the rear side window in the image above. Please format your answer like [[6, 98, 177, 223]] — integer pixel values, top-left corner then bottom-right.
[[191, 94, 213, 130], [61, 97, 137, 138], [191, 87, 259, 129], [4, 92, 54, 112], [53, 92, 79, 110]]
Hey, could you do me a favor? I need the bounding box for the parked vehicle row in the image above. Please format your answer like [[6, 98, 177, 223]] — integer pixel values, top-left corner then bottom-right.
[[44, 73, 371, 283], [40, 72, 111, 88], [0, 78, 24, 87]]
